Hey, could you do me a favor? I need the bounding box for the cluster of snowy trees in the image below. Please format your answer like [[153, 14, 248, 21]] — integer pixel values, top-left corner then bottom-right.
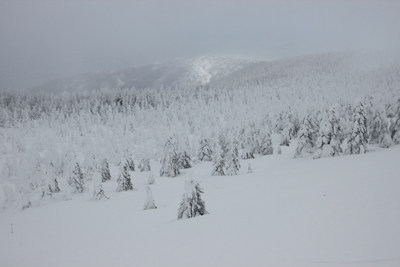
[[1, 81, 400, 211], [294, 99, 399, 159]]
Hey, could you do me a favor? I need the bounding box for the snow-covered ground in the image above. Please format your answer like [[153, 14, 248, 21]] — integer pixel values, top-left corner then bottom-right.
[[1, 138, 399, 267]]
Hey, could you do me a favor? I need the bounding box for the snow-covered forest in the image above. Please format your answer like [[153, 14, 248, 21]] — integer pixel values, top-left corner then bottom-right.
[[1, 51, 400, 209], [1, 51, 400, 266]]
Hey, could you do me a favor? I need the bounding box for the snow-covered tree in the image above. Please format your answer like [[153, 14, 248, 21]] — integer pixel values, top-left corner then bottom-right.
[[143, 186, 157, 210], [241, 134, 255, 159], [211, 143, 225, 176], [258, 127, 273, 155], [138, 158, 151, 172], [247, 163, 253, 174], [116, 165, 133, 192], [160, 137, 180, 178], [178, 150, 192, 169], [42, 174, 60, 198], [177, 178, 208, 220], [197, 137, 213, 161], [279, 127, 291, 146], [368, 106, 392, 148], [391, 99, 400, 144], [346, 101, 368, 155], [148, 172, 155, 185], [314, 106, 344, 158], [100, 159, 111, 182], [93, 173, 109, 201], [225, 137, 241, 176], [294, 112, 318, 158], [369, 107, 386, 144], [127, 157, 135, 171], [68, 163, 85, 193]]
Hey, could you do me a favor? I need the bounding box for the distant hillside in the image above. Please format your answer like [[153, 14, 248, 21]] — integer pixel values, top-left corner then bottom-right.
[[30, 50, 400, 95], [30, 56, 254, 93]]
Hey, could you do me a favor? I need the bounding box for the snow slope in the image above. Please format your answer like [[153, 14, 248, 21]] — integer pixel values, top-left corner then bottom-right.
[[1, 139, 399, 267]]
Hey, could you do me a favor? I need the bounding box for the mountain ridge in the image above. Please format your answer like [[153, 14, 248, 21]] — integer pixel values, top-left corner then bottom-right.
[[30, 55, 256, 93], [29, 50, 400, 93]]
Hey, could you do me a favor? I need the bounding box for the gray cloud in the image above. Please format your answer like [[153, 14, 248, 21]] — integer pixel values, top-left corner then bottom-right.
[[1, 0, 400, 89]]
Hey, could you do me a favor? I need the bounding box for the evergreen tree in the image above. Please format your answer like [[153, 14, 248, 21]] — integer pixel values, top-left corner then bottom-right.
[[159, 137, 180, 178], [211, 143, 225, 176], [279, 127, 291, 146], [143, 185, 157, 210], [138, 158, 151, 172], [369, 107, 386, 144], [148, 172, 155, 185], [178, 151, 192, 169], [368, 106, 392, 148], [68, 163, 85, 193], [294, 112, 318, 158], [43, 175, 60, 197], [225, 137, 241, 176], [391, 99, 400, 144], [346, 101, 368, 155], [241, 134, 255, 159], [197, 137, 213, 161], [116, 165, 133, 192], [247, 163, 253, 174], [314, 106, 344, 158], [127, 157, 135, 171], [328, 106, 345, 156], [100, 158, 111, 182], [177, 178, 208, 220], [93, 183, 109, 200], [258, 127, 273, 155]]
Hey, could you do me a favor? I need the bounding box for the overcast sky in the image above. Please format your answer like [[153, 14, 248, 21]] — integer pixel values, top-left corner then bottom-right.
[[1, 0, 400, 89]]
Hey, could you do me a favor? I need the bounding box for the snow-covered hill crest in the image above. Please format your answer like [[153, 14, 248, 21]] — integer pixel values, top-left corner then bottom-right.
[[30, 56, 255, 93]]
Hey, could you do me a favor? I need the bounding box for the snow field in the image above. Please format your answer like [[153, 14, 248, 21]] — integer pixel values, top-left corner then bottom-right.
[[1, 140, 400, 267]]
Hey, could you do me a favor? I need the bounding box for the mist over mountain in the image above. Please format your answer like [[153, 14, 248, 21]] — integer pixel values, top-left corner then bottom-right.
[[29, 50, 400, 97], [30, 56, 255, 93]]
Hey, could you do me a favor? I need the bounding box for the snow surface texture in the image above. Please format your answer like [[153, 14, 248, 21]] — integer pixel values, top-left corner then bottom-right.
[[1, 140, 400, 267]]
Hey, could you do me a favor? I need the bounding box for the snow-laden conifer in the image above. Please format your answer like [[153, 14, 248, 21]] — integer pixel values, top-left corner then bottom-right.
[[247, 163, 253, 174], [294, 112, 318, 158], [197, 137, 213, 161], [391, 99, 400, 144], [92, 174, 109, 201], [177, 178, 208, 220], [314, 106, 344, 158], [148, 172, 155, 185], [178, 151, 192, 169], [279, 128, 291, 146], [116, 164, 133, 192], [159, 137, 180, 177], [225, 137, 241, 176], [127, 157, 135, 171], [68, 163, 85, 193], [259, 127, 273, 155], [241, 134, 255, 159], [100, 158, 111, 182], [369, 106, 387, 144], [143, 185, 157, 210], [138, 158, 151, 172], [211, 143, 225, 176], [346, 101, 368, 155]]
